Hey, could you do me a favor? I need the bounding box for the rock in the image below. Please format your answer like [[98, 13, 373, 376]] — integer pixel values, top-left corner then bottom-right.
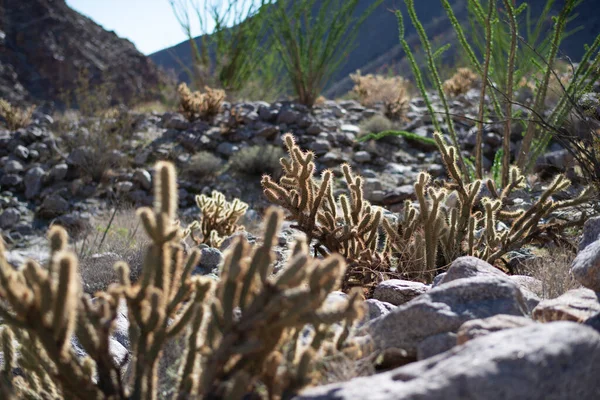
[[67, 146, 93, 166], [13, 144, 29, 159], [116, 181, 134, 193], [353, 150, 371, 163], [340, 124, 360, 135], [0, 207, 20, 229], [416, 332, 457, 360], [193, 246, 224, 275], [373, 280, 429, 306], [437, 256, 505, 285], [296, 322, 600, 400], [162, 113, 190, 130], [308, 139, 331, 155], [367, 275, 528, 357], [0, 174, 22, 187], [382, 185, 415, 205], [216, 142, 239, 156], [277, 109, 300, 125], [457, 314, 535, 344], [48, 163, 68, 181], [571, 240, 600, 291], [580, 216, 600, 251], [134, 169, 152, 190], [38, 195, 69, 219], [4, 160, 23, 174], [533, 288, 600, 323], [363, 299, 396, 322], [24, 166, 45, 199]]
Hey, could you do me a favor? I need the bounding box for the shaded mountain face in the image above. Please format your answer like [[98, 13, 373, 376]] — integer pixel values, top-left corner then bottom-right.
[[150, 0, 600, 98], [0, 0, 165, 107]]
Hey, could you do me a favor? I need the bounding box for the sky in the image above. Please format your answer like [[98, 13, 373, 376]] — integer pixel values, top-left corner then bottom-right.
[[65, 0, 213, 55]]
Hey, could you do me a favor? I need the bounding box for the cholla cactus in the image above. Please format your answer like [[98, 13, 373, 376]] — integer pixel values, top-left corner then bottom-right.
[[0, 161, 363, 399], [263, 134, 391, 292], [177, 82, 225, 122], [184, 190, 248, 248]]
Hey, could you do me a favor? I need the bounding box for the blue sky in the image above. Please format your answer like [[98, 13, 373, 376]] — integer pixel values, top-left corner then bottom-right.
[[66, 0, 210, 55]]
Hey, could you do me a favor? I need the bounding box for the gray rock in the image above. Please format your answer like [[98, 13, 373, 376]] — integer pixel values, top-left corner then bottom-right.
[[162, 112, 190, 130], [134, 169, 152, 190], [0, 174, 22, 187], [437, 256, 505, 285], [363, 299, 396, 322], [116, 181, 134, 193], [308, 139, 331, 155], [353, 151, 371, 163], [24, 166, 45, 199], [432, 273, 447, 287], [382, 185, 416, 205], [373, 279, 429, 306], [416, 332, 457, 360], [0, 207, 20, 229], [38, 195, 70, 218], [4, 160, 23, 174], [14, 145, 29, 159], [193, 246, 224, 275], [571, 240, 600, 291], [67, 147, 93, 166], [340, 124, 360, 134], [457, 314, 535, 344], [367, 275, 528, 356], [49, 163, 68, 181], [533, 288, 600, 323], [580, 216, 600, 251], [216, 142, 239, 156], [297, 322, 600, 400], [277, 109, 300, 125]]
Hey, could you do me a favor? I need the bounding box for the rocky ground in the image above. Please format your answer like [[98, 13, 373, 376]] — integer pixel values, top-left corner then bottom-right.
[[1, 87, 600, 398]]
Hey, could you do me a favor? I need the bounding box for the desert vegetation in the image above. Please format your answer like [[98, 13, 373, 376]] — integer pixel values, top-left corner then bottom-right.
[[1, 0, 600, 398]]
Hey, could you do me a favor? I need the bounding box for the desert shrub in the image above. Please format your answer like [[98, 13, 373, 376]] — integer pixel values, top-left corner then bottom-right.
[[228, 144, 286, 178], [0, 161, 364, 398], [183, 151, 223, 180], [0, 99, 34, 131], [359, 115, 394, 136], [184, 190, 248, 248], [518, 246, 580, 299], [77, 208, 148, 294], [177, 82, 225, 121], [442, 67, 478, 96], [268, 0, 384, 107], [350, 71, 411, 120]]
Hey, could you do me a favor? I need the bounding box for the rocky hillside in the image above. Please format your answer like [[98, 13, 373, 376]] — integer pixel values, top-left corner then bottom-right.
[[0, 0, 165, 106], [150, 0, 600, 98]]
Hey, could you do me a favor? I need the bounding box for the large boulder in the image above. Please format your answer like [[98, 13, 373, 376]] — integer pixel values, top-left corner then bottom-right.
[[571, 240, 600, 291], [532, 288, 600, 323], [366, 275, 528, 357], [297, 322, 600, 400]]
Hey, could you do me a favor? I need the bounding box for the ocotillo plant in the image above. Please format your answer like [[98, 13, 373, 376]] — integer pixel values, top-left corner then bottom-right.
[[0, 161, 363, 399]]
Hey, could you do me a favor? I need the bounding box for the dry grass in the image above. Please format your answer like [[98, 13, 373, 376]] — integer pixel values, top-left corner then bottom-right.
[[177, 82, 225, 122], [517, 246, 580, 299], [359, 115, 394, 137], [0, 99, 34, 130], [442, 67, 478, 97], [228, 145, 286, 179], [77, 208, 149, 294], [183, 151, 224, 180], [350, 71, 411, 121]]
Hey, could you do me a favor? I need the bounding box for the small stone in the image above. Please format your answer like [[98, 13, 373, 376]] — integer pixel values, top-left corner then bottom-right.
[[571, 240, 600, 291], [14, 145, 29, 159], [49, 163, 68, 181], [24, 166, 45, 199], [38, 195, 69, 219], [0, 207, 20, 229], [216, 142, 239, 156], [580, 216, 600, 251], [457, 314, 535, 344], [116, 181, 134, 193], [4, 160, 23, 174], [353, 151, 371, 163], [373, 280, 429, 306], [193, 246, 224, 275], [134, 169, 152, 190]]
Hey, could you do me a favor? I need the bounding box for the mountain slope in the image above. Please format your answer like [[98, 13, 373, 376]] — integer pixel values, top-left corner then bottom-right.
[[150, 0, 600, 98], [0, 0, 166, 106]]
